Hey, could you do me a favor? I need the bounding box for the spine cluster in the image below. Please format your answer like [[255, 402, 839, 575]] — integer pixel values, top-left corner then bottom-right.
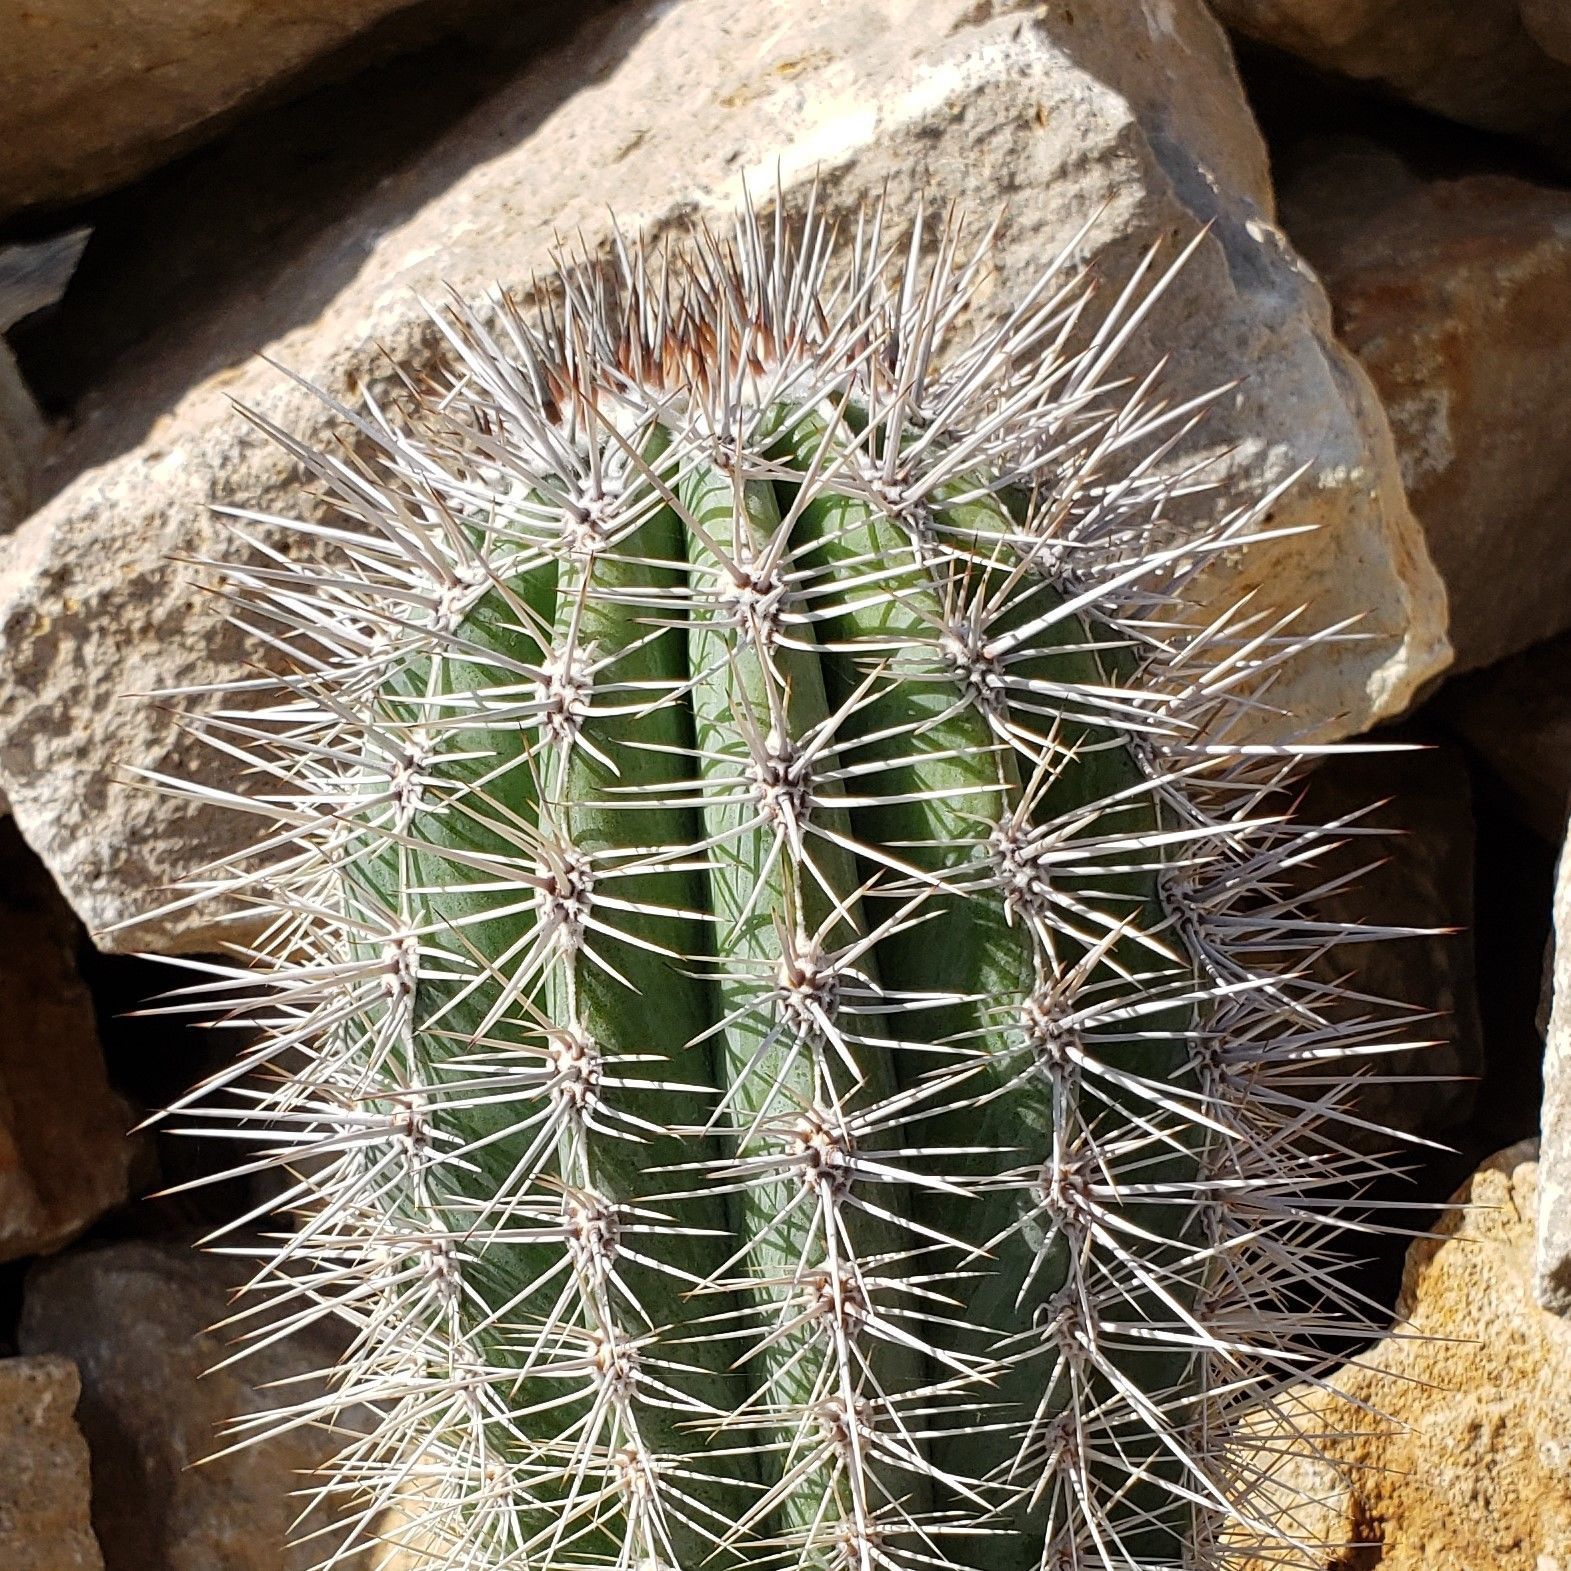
[[147, 197, 1418, 1571]]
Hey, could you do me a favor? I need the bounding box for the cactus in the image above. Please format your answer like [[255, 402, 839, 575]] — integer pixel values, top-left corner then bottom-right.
[[147, 197, 1416, 1571]]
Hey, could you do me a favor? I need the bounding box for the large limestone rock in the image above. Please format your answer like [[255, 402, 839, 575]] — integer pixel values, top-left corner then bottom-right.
[[1281, 142, 1571, 675], [0, 819, 134, 1262], [0, 0, 1448, 953], [1441, 629, 1571, 844], [19, 1242, 357, 1571], [0, 1356, 104, 1571], [0, 0, 447, 218], [1242, 1142, 1571, 1567], [1542, 845, 1571, 1313], [1211, 0, 1571, 159]]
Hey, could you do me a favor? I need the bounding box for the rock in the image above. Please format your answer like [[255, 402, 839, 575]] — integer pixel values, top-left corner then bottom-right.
[[0, 344, 45, 532], [0, 1356, 104, 1571], [1210, 0, 1571, 160], [0, 1, 457, 218], [1239, 1142, 1571, 1567], [1523, 0, 1571, 66], [1281, 144, 1571, 675], [1292, 730, 1481, 1145], [0, 0, 1448, 953], [0, 818, 133, 1262], [1, 229, 92, 531], [1541, 843, 1571, 1312], [0, 230, 92, 333], [1441, 630, 1571, 844], [19, 1241, 357, 1571]]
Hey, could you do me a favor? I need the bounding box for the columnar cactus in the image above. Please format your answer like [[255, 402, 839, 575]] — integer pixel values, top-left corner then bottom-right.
[[150, 198, 1414, 1571]]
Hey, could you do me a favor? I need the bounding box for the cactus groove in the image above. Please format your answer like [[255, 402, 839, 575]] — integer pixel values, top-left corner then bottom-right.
[[149, 198, 1418, 1571]]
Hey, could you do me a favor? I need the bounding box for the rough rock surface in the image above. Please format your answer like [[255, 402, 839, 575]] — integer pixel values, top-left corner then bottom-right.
[[0, 1, 445, 218], [0, 1356, 104, 1571], [19, 1241, 357, 1571], [1241, 1142, 1571, 1567], [0, 0, 1449, 953], [1293, 733, 1481, 1145], [0, 819, 133, 1262], [1211, 0, 1571, 158], [1441, 630, 1571, 844], [1541, 848, 1571, 1313], [1281, 142, 1571, 675]]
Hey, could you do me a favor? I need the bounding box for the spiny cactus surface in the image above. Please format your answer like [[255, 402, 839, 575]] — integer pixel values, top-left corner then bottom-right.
[[146, 198, 1421, 1571]]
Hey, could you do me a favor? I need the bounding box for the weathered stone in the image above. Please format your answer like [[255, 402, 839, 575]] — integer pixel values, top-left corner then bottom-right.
[[0, 0, 1448, 953], [0, 344, 45, 533], [1239, 1142, 1571, 1567], [1520, 0, 1571, 65], [1, 229, 92, 531], [1541, 844, 1571, 1313], [0, 819, 133, 1262], [1280, 146, 1571, 676], [19, 1241, 356, 1571], [0, 1, 455, 218], [1523, 0, 1571, 66], [1292, 731, 1480, 1145], [1440, 630, 1571, 844], [0, 230, 92, 333], [1211, 0, 1571, 159], [0, 1356, 104, 1571]]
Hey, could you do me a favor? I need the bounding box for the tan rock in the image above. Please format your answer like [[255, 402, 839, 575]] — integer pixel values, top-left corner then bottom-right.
[[0, 0, 445, 218], [1283, 145, 1571, 674], [1240, 1142, 1571, 1568], [1541, 845, 1571, 1313], [0, 1355, 104, 1571], [1211, 0, 1571, 160], [0, 0, 1448, 953], [1441, 630, 1571, 844], [0, 818, 133, 1262], [19, 1241, 359, 1571]]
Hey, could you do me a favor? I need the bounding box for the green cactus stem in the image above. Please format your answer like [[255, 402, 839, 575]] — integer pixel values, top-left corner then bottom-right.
[[143, 197, 1418, 1571]]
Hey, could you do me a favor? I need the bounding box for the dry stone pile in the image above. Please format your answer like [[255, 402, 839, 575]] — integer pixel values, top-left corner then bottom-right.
[[0, 1, 1565, 1566], [20, 1243, 362, 1571], [0, 0, 1446, 955]]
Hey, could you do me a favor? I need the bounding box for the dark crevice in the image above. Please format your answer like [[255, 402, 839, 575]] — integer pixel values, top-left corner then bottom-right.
[[1231, 37, 1571, 196], [75, 944, 256, 1240], [0, 1260, 25, 1357], [1315, 698, 1554, 1337]]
